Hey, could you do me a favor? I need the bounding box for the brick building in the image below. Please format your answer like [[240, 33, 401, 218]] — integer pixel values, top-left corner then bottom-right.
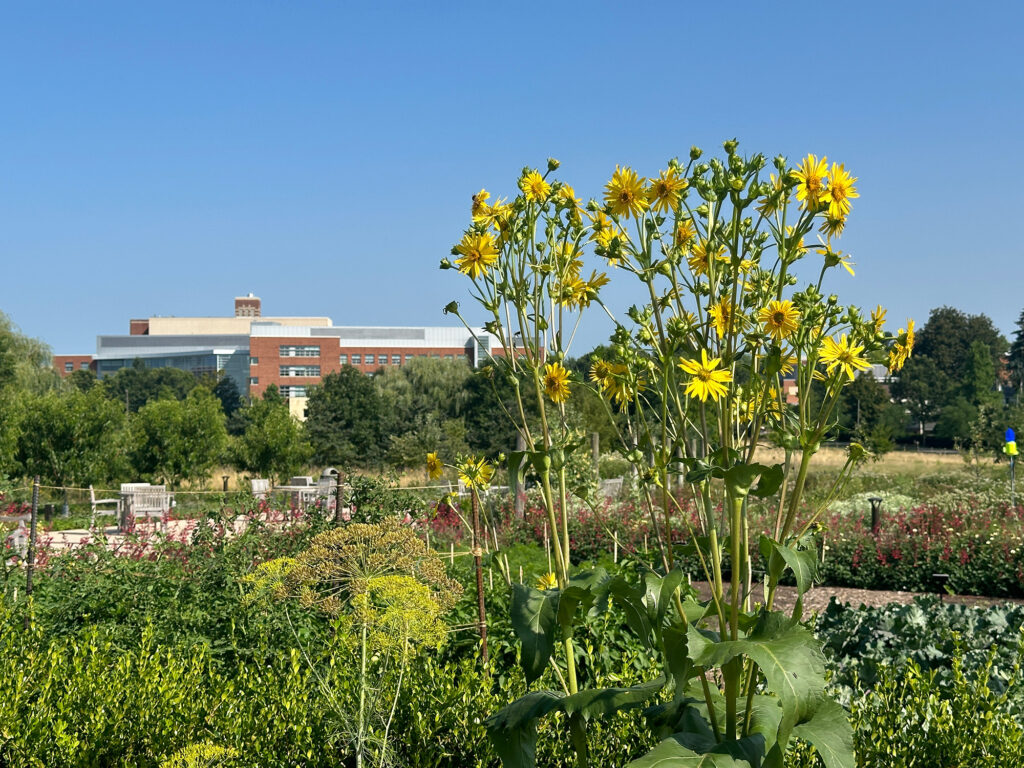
[[54, 295, 501, 416]]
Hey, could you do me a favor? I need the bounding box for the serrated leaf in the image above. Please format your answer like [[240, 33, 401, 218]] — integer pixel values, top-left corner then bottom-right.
[[758, 536, 818, 595], [562, 675, 668, 721], [608, 578, 654, 648], [510, 584, 559, 683]]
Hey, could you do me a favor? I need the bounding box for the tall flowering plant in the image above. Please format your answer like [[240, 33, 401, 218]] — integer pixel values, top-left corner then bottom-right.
[[445, 142, 913, 768]]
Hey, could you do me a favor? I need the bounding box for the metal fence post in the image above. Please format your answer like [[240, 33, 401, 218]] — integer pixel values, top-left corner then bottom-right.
[[24, 476, 39, 630]]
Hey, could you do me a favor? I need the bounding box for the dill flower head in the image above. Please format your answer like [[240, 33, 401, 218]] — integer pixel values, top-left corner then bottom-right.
[[543, 361, 571, 403], [758, 300, 800, 342], [351, 574, 447, 652], [604, 165, 649, 220], [519, 170, 551, 202], [678, 349, 733, 403], [819, 334, 871, 381], [454, 232, 499, 279]]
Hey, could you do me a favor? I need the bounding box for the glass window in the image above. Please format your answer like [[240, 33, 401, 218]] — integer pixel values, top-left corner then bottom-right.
[[278, 345, 320, 357], [378, 355, 387, 366], [279, 365, 321, 377], [279, 385, 308, 398], [249, 356, 258, 365], [366, 354, 375, 365], [392, 354, 401, 365], [339, 354, 348, 365], [64, 362, 73, 372], [352, 354, 362, 365], [80, 362, 89, 369], [404, 355, 414, 364], [445, 354, 454, 360], [250, 377, 258, 385]]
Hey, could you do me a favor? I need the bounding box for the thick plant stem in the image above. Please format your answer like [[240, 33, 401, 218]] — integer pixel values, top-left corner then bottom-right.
[[357, 622, 367, 768], [779, 448, 814, 542], [471, 490, 489, 665], [540, 471, 567, 581], [729, 495, 743, 642]]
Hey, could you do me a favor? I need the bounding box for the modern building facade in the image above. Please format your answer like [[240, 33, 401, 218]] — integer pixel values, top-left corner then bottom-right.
[[54, 295, 501, 416]]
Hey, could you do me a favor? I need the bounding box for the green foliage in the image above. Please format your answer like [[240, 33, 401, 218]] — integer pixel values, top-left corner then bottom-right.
[[306, 367, 384, 467], [15, 386, 127, 486], [102, 359, 201, 412], [0, 309, 59, 394], [129, 387, 228, 487], [915, 306, 1007, 386], [232, 388, 312, 481]]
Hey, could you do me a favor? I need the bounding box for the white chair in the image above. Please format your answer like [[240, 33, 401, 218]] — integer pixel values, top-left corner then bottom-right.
[[89, 485, 120, 528], [250, 478, 271, 500]]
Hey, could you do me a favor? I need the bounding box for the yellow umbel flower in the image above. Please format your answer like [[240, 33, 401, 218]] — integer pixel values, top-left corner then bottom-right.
[[471, 189, 490, 221], [824, 163, 859, 219], [708, 296, 737, 338], [519, 170, 551, 202], [792, 154, 829, 211], [758, 300, 800, 342], [819, 335, 871, 381], [543, 361, 571, 403], [454, 232, 499, 279], [678, 349, 733, 403], [536, 572, 558, 590], [604, 165, 649, 220], [426, 452, 443, 480], [646, 168, 687, 214], [458, 456, 494, 490]]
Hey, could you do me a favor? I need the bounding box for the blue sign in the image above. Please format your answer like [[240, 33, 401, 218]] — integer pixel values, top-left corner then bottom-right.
[[1008, 428, 1017, 443]]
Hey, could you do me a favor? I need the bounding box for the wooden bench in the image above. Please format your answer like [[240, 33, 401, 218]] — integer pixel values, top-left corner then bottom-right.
[[89, 485, 120, 528]]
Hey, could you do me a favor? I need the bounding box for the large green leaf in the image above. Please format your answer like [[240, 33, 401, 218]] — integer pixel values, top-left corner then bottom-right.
[[510, 584, 559, 683], [644, 569, 685, 629], [608, 578, 654, 648], [790, 699, 855, 768], [758, 536, 818, 596], [485, 690, 564, 768], [626, 737, 754, 767], [562, 675, 668, 721], [557, 567, 610, 630], [686, 615, 827, 747]]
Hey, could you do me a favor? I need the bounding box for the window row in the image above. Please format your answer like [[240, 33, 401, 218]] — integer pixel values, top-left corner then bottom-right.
[[280, 365, 320, 377], [339, 352, 460, 366], [279, 345, 320, 357], [63, 361, 90, 372]]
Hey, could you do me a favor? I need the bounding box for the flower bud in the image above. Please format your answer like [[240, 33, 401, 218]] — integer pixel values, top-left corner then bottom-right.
[[723, 139, 739, 155], [440, 258, 454, 269], [690, 146, 703, 160], [827, 295, 838, 306], [547, 157, 560, 172]]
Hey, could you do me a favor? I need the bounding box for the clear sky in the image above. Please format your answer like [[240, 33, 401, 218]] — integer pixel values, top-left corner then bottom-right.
[[2, 1, 1022, 356]]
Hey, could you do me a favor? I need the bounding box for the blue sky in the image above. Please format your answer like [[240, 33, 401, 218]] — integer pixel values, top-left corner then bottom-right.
[[2, 1, 1022, 355]]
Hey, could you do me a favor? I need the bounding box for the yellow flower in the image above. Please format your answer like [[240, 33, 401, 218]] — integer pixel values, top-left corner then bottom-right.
[[819, 214, 846, 239], [543, 361, 571, 403], [758, 300, 800, 342], [426, 452, 443, 480], [792, 154, 829, 211], [604, 165, 648, 220], [454, 232, 499, 279], [756, 173, 786, 216], [870, 305, 887, 335], [646, 168, 687, 214], [824, 163, 859, 219], [819, 335, 871, 381], [536, 572, 558, 590], [688, 240, 725, 276], [888, 319, 915, 372], [678, 349, 733, 402], [674, 219, 697, 252], [590, 359, 635, 408], [520, 170, 551, 202], [818, 245, 855, 276], [708, 296, 737, 338], [458, 456, 494, 490], [558, 183, 581, 209], [471, 189, 490, 222]]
